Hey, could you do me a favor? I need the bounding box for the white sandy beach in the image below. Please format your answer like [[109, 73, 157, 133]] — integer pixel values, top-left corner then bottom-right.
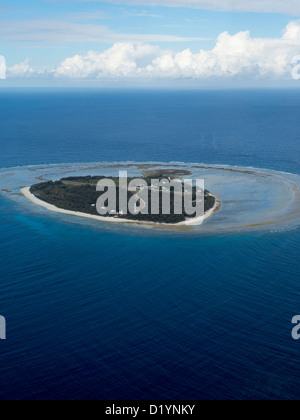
[[21, 187, 221, 227]]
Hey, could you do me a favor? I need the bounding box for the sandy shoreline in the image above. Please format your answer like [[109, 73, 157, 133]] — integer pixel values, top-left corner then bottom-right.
[[21, 187, 221, 228]]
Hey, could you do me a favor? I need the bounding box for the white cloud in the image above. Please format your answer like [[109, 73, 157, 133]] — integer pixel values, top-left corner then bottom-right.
[[55, 43, 161, 78], [7, 59, 35, 78], [65, 0, 300, 16], [54, 21, 300, 80], [7, 21, 300, 82]]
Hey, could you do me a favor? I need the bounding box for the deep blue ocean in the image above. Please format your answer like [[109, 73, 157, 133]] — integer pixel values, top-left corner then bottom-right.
[[0, 89, 300, 400]]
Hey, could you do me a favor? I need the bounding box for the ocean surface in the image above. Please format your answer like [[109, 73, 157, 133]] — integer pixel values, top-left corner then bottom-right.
[[0, 89, 300, 400]]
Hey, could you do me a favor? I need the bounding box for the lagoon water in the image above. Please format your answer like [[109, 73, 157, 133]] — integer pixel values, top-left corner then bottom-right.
[[0, 89, 300, 400]]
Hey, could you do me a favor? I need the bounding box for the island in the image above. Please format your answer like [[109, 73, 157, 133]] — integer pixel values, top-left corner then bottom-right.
[[23, 171, 221, 226]]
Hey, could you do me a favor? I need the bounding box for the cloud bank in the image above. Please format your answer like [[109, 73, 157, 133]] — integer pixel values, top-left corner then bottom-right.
[[7, 22, 300, 81], [9, 59, 35, 78]]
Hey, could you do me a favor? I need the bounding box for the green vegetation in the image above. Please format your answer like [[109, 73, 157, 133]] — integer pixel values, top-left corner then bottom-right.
[[30, 175, 216, 224]]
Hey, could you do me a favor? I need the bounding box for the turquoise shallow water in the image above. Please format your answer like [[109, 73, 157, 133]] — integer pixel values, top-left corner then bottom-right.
[[0, 89, 300, 400]]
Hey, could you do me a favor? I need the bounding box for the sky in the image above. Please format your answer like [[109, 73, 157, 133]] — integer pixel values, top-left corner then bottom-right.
[[1, 0, 300, 87]]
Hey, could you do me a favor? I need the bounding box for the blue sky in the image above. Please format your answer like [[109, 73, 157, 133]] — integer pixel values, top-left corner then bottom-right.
[[1, 0, 300, 86]]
